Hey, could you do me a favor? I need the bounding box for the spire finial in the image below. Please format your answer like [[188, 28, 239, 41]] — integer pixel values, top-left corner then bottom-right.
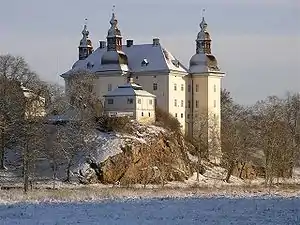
[[200, 9, 208, 32], [110, 5, 117, 26], [79, 18, 93, 60], [82, 18, 89, 37], [202, 8, 206, 18]]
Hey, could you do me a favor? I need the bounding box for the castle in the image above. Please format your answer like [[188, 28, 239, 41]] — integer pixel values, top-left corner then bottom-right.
[[61, 10, 225, 148]]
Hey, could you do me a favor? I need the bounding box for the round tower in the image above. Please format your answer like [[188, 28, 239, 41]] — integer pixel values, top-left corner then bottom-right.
[[188, 12, 225, 164]]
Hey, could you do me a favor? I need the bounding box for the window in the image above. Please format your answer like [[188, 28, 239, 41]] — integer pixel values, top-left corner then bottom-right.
[[174, 99, 177, 107], [174, 83, 177, 91], [108, 84, 112, 91], [195, 84, 199, 92], [127, 98, 133, 104], [175, 113, 178, 118], [188, 100, 191, 108], [181, 113, 184, 118], [136, 76, 139, 80], [187, 114, 190, 119], [214, 100, 216, 108], [107, 99, 114, 104], [141, 112, 144, 116], [214, 84, 216, 92], [188, 84, 191, 92], [149, 99, 153, 105], [196, 100, 199, 108], [138, 99, 141, 104], [153, 83, 158, 90], [214, 114, 216, 120], [181, 100, 184, 107], [181, 84, 184, 91], [148, 112, 151, 117]]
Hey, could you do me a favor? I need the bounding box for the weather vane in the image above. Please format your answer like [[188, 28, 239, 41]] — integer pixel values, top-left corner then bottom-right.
[[84, 18, 88, 26]]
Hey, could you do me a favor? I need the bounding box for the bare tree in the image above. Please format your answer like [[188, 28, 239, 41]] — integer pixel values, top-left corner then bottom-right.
[[45, 70, 100, 184], [0, 55, 42, 171], [220, 89, 255, 182], [284, 93, 300, 176], [19, 85, 47, 192], [252, 96, 293, 185]]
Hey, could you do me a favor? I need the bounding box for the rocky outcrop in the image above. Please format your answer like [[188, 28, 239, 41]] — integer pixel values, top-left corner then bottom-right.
[[79, 124, 193, 185]]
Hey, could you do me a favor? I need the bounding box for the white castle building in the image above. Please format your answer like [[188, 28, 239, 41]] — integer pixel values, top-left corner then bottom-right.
[[61, 11, 225, 141]]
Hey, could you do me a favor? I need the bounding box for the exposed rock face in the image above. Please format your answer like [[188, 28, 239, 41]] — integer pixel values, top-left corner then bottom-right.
[[79, 125, 193, 185]]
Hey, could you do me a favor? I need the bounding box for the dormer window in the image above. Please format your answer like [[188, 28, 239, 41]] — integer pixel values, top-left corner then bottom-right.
[[141, 58, 149, 67]]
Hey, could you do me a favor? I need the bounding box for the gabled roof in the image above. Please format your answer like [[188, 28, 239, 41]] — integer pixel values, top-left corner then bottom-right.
[[104, 82, 155, 98], [62, 43, 188, 77]]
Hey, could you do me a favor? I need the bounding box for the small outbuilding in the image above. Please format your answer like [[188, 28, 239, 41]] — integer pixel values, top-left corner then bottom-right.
[[103, 78, 156, 124]]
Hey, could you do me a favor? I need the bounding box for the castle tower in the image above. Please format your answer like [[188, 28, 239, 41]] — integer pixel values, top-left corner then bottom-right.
[[78, 19, 93, 60], [106, 9, 122, 52], [101, 8, 128, 67], [188, 13, 225, 163]]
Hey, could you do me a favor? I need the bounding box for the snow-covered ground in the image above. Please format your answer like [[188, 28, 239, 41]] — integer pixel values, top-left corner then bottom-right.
[[0, 197, 299, 225]]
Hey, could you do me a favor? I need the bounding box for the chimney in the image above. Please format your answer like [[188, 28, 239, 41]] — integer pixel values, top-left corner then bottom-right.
[[99, 41, 106, 49], [153, 38, 160, 46], [126, 39, 133, 47]]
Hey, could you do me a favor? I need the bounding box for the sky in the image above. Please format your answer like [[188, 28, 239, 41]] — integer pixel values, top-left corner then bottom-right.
[[0, 0, 299, 104]]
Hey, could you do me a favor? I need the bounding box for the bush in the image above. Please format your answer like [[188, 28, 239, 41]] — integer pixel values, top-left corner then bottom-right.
[[155, 107, 181, 134], [97, 115, 134, 133]]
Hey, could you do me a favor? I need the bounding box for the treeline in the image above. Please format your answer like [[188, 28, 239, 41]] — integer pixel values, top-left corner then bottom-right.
[[0, 54, 98, 192], [221, 89, 300, 185]]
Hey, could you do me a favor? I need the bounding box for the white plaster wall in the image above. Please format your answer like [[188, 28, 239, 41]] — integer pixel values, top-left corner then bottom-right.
[[104, 95, 136, 112], [132, 73, 169, 112], [207, 75, 222, 129], [104, 95, 155, 124], [168, 72, 186, 131], [94, 75, 127, 102]]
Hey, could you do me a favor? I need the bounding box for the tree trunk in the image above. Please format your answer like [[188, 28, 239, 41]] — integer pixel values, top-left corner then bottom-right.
[[225, 161, 235, 183], [66, 160, 72, 183], [23, 141, 29, 193], [239, 162, 246, 179], [0, 128, 5, 170], [52, 162, 57, 189], [196, 151, 201, 182]]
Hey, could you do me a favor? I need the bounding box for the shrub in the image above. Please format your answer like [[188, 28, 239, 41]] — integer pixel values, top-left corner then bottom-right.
[[97, 115, 134, 134], [155, 107, 181, 134]]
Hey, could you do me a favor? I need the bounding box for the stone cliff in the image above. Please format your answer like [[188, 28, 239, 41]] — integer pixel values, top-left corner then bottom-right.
[[79, 123, 193, 185]]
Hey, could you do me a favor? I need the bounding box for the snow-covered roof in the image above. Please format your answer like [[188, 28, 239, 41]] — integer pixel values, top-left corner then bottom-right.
[[104, 82, 155, 98], [189, 53, 224, 74], [62, 43, 188, 77]]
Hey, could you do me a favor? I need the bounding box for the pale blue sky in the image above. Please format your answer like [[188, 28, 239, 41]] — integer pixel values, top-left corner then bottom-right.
[[0, 0, 299, 104]]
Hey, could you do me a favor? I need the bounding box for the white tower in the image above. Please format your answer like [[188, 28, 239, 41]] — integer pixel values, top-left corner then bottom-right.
[[188, 14, 225, 163]]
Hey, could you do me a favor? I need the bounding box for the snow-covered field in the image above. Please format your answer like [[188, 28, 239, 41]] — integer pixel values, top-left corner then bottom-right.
[[0, 197, 299, 225]]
